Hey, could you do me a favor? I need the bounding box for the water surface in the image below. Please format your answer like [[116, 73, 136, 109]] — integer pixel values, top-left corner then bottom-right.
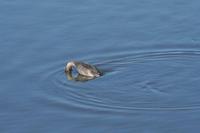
[[1, 0, 200, 132]]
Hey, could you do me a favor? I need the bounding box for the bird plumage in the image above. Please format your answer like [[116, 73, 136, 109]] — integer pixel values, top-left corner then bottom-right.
[[65, 61, 102, 77]]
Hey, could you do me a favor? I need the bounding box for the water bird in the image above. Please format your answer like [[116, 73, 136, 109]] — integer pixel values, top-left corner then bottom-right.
[[65, 61, 102, 78]]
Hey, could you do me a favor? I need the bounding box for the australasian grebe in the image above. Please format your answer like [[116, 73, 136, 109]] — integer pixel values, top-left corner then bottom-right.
[[65, 61, 102, 77]]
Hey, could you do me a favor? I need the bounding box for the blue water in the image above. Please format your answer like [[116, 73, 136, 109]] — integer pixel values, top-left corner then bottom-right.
[[1, 0, 200, 132]]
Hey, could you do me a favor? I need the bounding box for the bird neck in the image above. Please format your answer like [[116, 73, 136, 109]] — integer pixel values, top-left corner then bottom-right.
[[66, 61, 76, 72]]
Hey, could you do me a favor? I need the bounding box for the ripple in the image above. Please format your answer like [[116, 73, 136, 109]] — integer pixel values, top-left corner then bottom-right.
[[41, 48, 200, 113]]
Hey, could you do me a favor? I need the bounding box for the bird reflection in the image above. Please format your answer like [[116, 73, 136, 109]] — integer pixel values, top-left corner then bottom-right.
[[65, 71, 96, 82]]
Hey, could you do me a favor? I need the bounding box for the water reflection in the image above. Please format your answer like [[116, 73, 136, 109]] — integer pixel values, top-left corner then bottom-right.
[[65, 71, 96, 82]]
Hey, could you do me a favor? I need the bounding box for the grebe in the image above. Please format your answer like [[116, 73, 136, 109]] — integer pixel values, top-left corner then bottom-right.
[[65, 61, 102, 77]]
